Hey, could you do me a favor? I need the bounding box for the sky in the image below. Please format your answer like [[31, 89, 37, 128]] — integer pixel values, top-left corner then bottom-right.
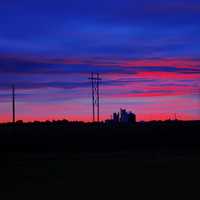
[[0, 0, 200, 122]]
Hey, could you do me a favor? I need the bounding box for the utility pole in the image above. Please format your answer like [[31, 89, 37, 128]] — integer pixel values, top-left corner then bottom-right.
[[91, 72, 95, 122], [97, 73, 100, 122], [89, 73, 101, 122], [12, 84, 15, 123]]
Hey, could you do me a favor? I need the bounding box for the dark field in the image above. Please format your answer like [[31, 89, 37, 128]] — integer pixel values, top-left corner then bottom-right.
[[1, 121, 200, 160], [0, 121, 200, 194]]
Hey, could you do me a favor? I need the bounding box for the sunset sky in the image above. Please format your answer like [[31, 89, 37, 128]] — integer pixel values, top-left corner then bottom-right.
[[0, 0, 200, 122]]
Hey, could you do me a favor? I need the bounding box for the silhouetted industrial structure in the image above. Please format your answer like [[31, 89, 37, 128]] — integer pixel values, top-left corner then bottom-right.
[[12, 84, 16, 123], [108, 108, 136, 124], [89, 73, 101, 122]]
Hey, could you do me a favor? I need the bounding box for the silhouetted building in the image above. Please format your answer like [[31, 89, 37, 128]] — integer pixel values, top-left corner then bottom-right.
[[127, 112, 136, 123], [113, 112, 120, 123], [120, 109, 129, 123], [119, 108, 136, 123], [109, 108, 136, 124]]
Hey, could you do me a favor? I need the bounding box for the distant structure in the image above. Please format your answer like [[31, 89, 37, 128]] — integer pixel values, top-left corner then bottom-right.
[[108, 108, 136, 124], [174, 113, 179, 121], [113, 112, 120, 123], [120, 109, 136, 123], [88, 73, 101, 122]]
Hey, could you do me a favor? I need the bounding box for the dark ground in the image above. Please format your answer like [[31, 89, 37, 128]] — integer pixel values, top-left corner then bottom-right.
[[0, 121, 200, 195]]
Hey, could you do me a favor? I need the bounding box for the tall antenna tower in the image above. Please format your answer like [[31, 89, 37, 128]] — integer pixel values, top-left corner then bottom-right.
[[174, 113, 177, 121], [12, 84, 16, 123], [89, 73, 101, 122]]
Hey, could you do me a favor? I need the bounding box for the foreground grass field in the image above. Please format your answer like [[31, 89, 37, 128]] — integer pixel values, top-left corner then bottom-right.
[[0, 121, 200, 195], [1, 121, 200, 160]]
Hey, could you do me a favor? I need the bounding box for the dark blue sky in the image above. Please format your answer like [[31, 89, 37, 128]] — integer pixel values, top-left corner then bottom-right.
[[0, 0, 200, 121]]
